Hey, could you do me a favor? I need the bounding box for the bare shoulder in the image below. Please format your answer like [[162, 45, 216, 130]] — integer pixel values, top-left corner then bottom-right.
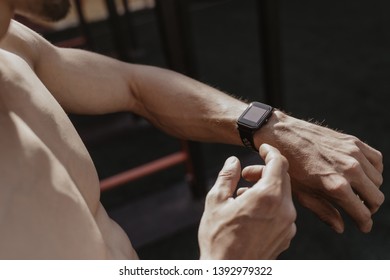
[[0, 20, 50, 67]]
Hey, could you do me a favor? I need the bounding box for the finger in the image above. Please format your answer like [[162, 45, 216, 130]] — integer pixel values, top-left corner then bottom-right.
[[259, 144, 289, 177], [242, 165, 264, 183], [208, 156, 241, 203], [356, 140, 384, 173], [256, 144, 289, 193], [325, 176, 373, 233], [349, 169, 385, 214], [260, 143, 283, 165], [293, 186, 344, 233], [340, 194, 373, 233], [354, 150, 383, 188], [236, 187, 249, 197]]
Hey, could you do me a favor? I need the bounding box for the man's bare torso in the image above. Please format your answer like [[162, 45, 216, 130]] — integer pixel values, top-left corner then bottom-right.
[[0, 21, 137, 259]]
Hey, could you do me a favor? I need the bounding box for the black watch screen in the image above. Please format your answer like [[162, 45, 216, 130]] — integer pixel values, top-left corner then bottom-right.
[[237, 102, 273, 151]]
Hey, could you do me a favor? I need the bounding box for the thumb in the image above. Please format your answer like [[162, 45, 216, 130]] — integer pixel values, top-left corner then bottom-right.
[[210, 156, 241, 202]]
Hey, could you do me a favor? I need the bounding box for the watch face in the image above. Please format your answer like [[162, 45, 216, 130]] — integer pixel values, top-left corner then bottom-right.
[[242, 106, 268, 122], [238, 102, 273, 129]]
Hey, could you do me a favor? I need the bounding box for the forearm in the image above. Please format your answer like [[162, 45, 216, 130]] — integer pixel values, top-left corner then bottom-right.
[[34, 37, 248, 146], [127, 64, 247, 145]]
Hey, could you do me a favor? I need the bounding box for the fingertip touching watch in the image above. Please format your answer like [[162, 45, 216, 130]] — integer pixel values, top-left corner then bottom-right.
[[237, 102, 273, 152]]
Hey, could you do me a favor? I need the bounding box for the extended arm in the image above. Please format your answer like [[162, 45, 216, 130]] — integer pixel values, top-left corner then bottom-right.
[[30, 27, 246, 145], [20, 20, 383, 233]]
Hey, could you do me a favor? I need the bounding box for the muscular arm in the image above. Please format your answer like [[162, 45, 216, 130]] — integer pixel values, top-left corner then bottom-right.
[[13, 20, 383, 233], [28, 29, 246, 145]]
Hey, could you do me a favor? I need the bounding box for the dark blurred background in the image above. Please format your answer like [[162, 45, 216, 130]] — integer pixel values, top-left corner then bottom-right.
[[32, 0, 390, 259]]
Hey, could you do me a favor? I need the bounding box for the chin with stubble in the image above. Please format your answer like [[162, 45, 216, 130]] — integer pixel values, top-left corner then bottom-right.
[[16, 0, 71, 22]]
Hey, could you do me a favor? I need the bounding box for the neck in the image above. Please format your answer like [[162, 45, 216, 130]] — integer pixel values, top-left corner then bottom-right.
[[0, 0, 13, 41]]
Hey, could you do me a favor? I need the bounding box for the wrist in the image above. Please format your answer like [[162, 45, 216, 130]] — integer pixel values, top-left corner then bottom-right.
[[236, 102, 274, 151], [253, 109, 290, 150]]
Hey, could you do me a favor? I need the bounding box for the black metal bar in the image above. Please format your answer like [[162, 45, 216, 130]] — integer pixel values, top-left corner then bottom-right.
[[121, 0, 140, 52], [155, 0, 206, 198], [257, 0, 283, 108], [155, 0, 198, 77], [103, 0, 130, 61], [73, 0, 94, 50]]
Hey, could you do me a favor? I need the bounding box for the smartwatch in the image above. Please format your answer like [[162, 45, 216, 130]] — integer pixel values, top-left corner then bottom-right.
[[237, 102, 273, 151]]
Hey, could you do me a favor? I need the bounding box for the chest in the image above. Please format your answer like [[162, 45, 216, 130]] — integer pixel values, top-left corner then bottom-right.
[[1, 51, 101, 211]]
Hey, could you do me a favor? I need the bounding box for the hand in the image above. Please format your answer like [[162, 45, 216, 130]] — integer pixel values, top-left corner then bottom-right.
[[256, 111, 384, 233], [198, 144, 296, 259]]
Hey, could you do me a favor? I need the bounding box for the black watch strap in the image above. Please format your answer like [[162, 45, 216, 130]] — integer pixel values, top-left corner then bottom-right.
[[238, 128, 258, 151], [237, 102, 273, 152]]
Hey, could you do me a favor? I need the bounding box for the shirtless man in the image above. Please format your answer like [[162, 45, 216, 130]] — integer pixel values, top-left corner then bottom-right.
[[0, 0, 384, 259]]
